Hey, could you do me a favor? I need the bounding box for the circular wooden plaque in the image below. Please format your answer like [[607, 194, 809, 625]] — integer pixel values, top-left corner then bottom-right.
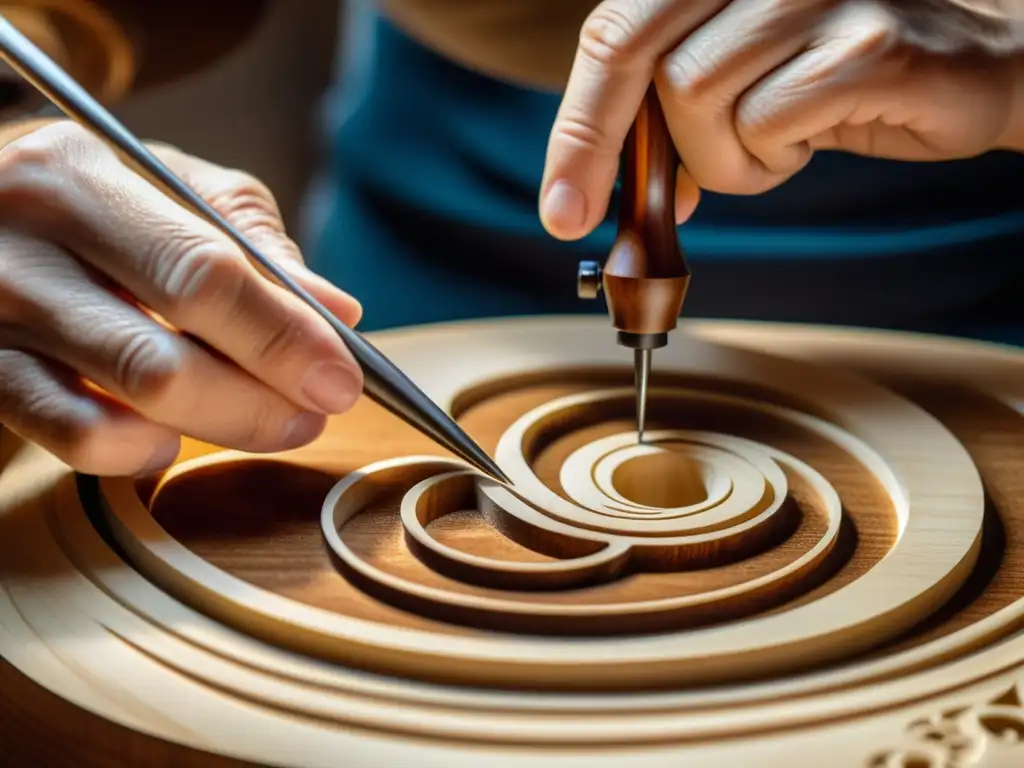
[[2, 316, 1023, 767]]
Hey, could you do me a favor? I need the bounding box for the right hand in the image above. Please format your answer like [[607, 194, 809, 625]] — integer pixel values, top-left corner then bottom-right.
[[0, 120, 365, 476]]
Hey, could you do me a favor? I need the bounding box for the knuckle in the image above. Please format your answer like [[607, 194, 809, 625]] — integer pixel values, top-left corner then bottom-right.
[[0, 135, 66, 211], [219, 169, 275, 207], [34, 120, 105, 160], [0, 121, 100, 179], [266, 231, 303, 265], [552, 114, 620, 156], [148, 232, 246, 311], [204, 169, 280, 227], [578, 2, 645, 66], [0, 135, 56, 184], [0, 121, 107, 221], [251, 310, 310, 368], [113, 330, 184, 406], [0, 349, 100, 467], [661, 48, 718, 102], [0, 231, 98, 332]]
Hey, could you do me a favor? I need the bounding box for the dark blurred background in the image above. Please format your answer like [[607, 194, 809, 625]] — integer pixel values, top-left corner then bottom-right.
[[114, 0, 342, 243]]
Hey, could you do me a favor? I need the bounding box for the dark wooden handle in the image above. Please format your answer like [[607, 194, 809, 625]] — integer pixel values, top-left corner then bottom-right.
[[601, 85, 691, 338], [617, 85, 685, 279]]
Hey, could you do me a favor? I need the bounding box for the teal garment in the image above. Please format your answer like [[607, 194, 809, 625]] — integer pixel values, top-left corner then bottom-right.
[[309, 10, 1024, 345]]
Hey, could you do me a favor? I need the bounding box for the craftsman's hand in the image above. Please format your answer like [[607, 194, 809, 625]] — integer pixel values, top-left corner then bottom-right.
[[0, 120, 364, 475], [539, 0, 1024, 239]]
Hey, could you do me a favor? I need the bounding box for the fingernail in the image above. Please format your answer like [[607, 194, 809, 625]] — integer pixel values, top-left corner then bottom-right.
[[301, 361, 362, 414], [542, 180, 587, 236], [280, 411, 327, 449], [136, 441, 180, 477]]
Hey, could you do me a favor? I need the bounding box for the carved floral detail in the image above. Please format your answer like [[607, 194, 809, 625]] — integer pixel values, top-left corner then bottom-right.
[[868, 682, 1024, 767]]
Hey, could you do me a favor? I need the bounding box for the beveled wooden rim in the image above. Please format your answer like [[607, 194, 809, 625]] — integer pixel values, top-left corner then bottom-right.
[[96, 325, 983, 690], [3, 318, 1024, 766]]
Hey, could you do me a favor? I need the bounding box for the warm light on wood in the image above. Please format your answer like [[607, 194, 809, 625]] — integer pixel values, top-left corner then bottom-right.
[[0, 0, 134, 102], [0, 316, 1022, 766]]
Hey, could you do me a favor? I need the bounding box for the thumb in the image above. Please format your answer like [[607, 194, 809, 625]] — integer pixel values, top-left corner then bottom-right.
[[145, 143, 363, 329]]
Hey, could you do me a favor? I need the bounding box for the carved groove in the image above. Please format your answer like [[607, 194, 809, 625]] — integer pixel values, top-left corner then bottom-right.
[[0, 318, 1020, 766]]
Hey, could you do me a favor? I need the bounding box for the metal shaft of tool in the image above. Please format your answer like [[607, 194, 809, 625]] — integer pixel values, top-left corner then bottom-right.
[[634, 348, 651, 443], [0, 15, 509, 484]]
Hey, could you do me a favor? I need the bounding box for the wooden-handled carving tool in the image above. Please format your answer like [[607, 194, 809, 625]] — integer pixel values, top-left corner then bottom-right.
[[577, 85, 691, 443], [0, 13, 511, 484]]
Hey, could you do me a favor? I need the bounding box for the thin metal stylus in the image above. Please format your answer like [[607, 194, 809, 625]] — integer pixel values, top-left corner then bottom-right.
[[634, 348, 650, 443], [0, 15, 510, 484]]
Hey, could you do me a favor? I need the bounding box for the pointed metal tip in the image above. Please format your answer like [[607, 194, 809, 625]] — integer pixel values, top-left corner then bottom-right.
[[483, 462, 513, 486], [634, 348, 651, 445], [464, 443, 512, 486]]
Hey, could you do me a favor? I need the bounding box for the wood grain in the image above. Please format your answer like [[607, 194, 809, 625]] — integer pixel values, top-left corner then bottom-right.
[[0, 317, 1021, 767], [150, 377, 892, 636]]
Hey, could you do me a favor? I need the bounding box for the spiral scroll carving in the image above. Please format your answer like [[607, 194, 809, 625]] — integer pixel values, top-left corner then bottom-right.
[[91, 321, 988, 694], [3, 318, 1024, 767], [322, 387, 851, 636]]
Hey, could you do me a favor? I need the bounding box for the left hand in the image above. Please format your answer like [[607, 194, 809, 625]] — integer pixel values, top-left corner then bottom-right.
[[539, 0, 1024, 240]]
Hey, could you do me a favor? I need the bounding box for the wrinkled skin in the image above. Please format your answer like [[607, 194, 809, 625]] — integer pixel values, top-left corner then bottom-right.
[[2, 0, 1022, 476], [0, 121, 364, 476], [539, 0, 1024, 240]]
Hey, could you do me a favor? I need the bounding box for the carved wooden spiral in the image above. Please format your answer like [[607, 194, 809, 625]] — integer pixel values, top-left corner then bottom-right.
[[1, 317, 1023, 767], [0, 1, 135, 106]]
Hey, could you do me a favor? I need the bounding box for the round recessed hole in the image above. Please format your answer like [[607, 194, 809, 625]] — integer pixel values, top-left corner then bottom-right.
[[611, 452, 719, 508]]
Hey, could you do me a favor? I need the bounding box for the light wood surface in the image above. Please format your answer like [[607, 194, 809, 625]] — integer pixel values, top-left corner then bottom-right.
[[1, 315, 1023, 766]]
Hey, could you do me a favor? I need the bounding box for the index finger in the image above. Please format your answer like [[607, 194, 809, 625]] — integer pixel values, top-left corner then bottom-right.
[[539, 0, 726, 240], [0, 123, 364, 418]]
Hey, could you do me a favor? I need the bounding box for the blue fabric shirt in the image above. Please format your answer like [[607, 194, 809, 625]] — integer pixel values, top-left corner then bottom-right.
[[308, 8, 1024, 344]]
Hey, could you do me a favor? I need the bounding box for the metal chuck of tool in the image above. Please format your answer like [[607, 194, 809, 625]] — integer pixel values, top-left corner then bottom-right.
[[576, 85, 691, 444]]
